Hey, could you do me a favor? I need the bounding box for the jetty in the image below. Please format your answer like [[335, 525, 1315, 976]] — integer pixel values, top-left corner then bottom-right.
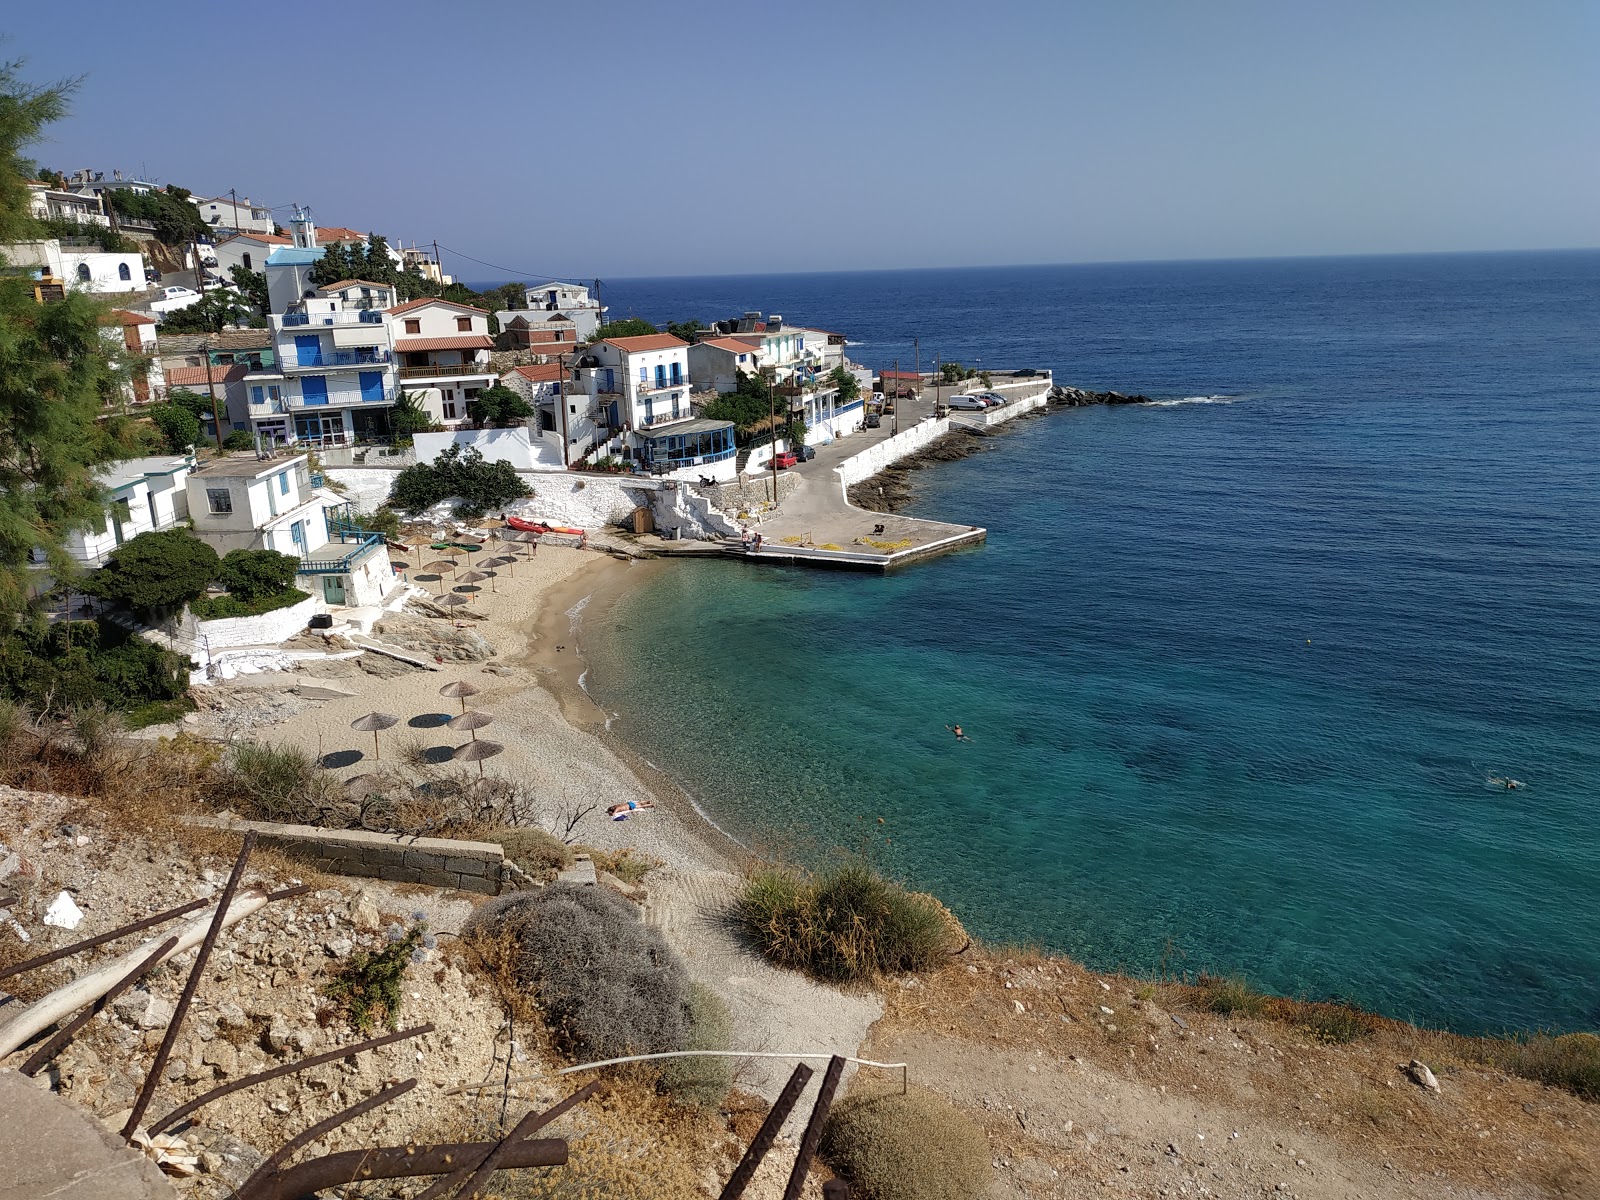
[[650, 371, 1055, 571]]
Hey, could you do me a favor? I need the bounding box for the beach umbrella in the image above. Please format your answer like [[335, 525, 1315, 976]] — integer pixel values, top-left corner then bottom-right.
[[439, 680, 481, 712], [448, 709, 495, 741], [435, 592, 472, 617], [349, 711, 399, 760], [423, 557, 457, 580], [480, 554, 516, 579], [455, 570, 489, 596], [453, 738, 504, 779]]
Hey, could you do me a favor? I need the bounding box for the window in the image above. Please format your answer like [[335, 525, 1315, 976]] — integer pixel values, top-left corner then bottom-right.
[[456, 316, 472, 332], [205, 488, 233, 515], [118, 262, 131, 281], [251, 386, 264, 405], [404, 319, 421, 334], [76, 263, 91, 282], [278, 472, 290, 495], [442, 401, 457, 419], [638, 366, 648, 382], [242, 252, 252, 270]]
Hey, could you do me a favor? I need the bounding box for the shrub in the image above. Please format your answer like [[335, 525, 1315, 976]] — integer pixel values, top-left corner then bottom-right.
[[350, 507, 402, 540], [216, 548, 301, 600], [469, 384, 534, 428], [149, 404, 202, 452], [211, 741, 335, 824], [1495, 1032, 1600, 1101], [658, 983, 733, 1109], [1195, 973, 1270, 1017], [737, 863, 961, 984], [85, 529, 219, 615], [821, 1087, 988, 1200], [0, 619, 190, 716], [1292, 1001, 1379, 1045], [389, 444, 530, 517], [464, 884, 689, 1062], [222, 429, 255, 450], [189, 588, 308, 620], [323, 922, 426, 1032], [493, 827, 575, 880]]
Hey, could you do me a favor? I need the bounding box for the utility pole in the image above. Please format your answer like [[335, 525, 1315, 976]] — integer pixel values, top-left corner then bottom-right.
[[593, 279, 604, 331], [432, 240, 442, 286], [556, 352, 570, 468], [892, 357, 899, 436], [934, 352, 942, 417], [768, 371, 779, 504], [913, 337, 920, 424], [192, 236, 206, 294], [229, 187, 238, 231], [201, 339, 225, 454]]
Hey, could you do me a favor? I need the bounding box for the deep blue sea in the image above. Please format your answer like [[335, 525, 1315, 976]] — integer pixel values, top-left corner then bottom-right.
[[553, 253, 1600, 1035]]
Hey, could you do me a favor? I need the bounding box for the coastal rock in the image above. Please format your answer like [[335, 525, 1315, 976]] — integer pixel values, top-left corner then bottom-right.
[[374, 613, 495, 662], [1406, 1059, 1441, 1093], [1050, 386, 1152, 406]]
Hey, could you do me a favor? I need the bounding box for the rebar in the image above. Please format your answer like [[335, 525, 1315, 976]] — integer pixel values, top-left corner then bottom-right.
[[233, 1077, 417, 1200], [122, 832, 256, 1141], [783, 1054, 845, 1200], [0, 897, 208, 983], [19, 936, 178, 1077], [242, 1137, 567, 1200], [146, 1022, 434, 1136], [719, 1063, 813, 1200], [430, 1080, 599, 1200]]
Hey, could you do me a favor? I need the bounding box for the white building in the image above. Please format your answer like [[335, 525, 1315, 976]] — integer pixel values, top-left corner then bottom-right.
[[3, 239, 149, 293], [501, 363, 570, 466], [190, 194, 275, 235], [53, 454, 195, 568], [245, 296, 399, 448], [686, 335, 762, 394], [212, 231, 293, 277], [389, 298, 497, 425], [517, 280, 604, 340], [106, 309, 163, 405], [27, 180, 110, 228], [184, 454, 394, 607]]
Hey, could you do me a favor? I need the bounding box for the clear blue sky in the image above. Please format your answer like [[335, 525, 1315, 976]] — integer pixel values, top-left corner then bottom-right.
[[8, 0, 1596, 277]]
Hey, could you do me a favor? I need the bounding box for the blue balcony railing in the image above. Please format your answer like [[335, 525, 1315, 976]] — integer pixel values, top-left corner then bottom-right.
[[287, 349, 392, 370]]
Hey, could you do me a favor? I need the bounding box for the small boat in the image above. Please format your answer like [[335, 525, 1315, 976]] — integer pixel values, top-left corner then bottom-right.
[[505, 516, 585, 537]]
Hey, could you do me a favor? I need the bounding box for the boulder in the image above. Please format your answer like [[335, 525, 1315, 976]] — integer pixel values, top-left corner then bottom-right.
[[1406, 1058, 1441, 1093], [373, 613, 495, 662]]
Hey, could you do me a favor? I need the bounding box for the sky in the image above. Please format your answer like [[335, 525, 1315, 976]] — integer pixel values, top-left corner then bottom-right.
[[6, 0, 1597, 278]]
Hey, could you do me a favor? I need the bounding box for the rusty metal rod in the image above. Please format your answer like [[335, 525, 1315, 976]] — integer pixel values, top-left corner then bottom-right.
[[265, 883, 311, 903], [0, 897, 209, 983], [719, 1062, 814, 1200], [147, 1023, 435, 1137], [436, 1080, 600, 1200], [20, 935, 179, 1077], [234, 1076, 417, 1200], [783, 1055, 845, 1200], [122, 832, 256, 1141], [244, 1137, 568, 1200]]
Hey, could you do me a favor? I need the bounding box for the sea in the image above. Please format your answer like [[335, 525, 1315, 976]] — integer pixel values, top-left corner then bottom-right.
[[495, 252, 1600, 1035]]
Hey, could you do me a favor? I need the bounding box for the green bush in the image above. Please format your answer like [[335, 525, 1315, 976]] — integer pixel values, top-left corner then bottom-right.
[[464, 884, 689, 1062], [324, 922, 426, 1033], [389, 444, 530, 517], [1292, 1002, 1379, 1045], [216, 548, 300, 601], [222, 429, 254, 450], [1195, 973, 1271, 1017], [1495, 1032, 1600, 1101], [85, 529, 219, 614], [189, 588, 308, 620], [0, 619, 190, 716], [150, 404, 202, 453], [349, 507, 402, 540], [820, 1087, 988, 1200], [468, 384, 534, 428], [658, 983, 733, 1109], [211, 741, 333, 824], [737, 863, 958, 984], [492, 827, 575, 880]]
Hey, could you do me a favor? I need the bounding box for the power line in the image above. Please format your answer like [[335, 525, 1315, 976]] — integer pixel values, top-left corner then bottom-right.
[[430, 242, 586, 286]]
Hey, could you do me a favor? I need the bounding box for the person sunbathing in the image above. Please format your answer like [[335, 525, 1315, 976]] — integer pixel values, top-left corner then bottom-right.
[[608, 799, 656, 821]]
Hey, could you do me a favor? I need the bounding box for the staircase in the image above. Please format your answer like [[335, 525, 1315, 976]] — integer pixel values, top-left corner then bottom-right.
[[735, 446, 753, 475]]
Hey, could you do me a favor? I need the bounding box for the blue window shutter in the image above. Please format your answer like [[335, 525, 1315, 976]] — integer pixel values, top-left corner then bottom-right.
[[359, 371, 384, 402], [301, 376, 329, 406], [295, 335, 323, 367], [279, 472, 289, 495], [251, 386, 263, 404]]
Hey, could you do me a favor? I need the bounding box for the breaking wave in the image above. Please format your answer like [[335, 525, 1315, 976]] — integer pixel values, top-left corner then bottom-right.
[[1143, 394, 1241, 408]]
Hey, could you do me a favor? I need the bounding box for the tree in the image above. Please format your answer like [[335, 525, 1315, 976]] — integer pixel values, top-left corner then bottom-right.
[[0, 62, 146, 619], [389, 444, 530, 518], [388, 391, 436, 438], [469, 384, 533, 428], [148, 404, 198, 453], [103, 187, 209, 246], [85, 529, 219, 615], [591, 317, 660, 342], [157, 289, 255, 334], [480, 282, 525, 314], [665, 319, 706, 343], [699, 369, 776, 438], [216, 548, 299, 601], [828, 365, 860, 403], [230, 264, 269, 317]]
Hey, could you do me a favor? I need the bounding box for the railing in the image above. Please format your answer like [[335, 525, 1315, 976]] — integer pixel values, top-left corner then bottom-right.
[[398, 361, 495, 380], [249, 397, 289, 413], [641, 375, 686, 393], [285, 387, 397, 409], [295, 533, 384, 576], [278, 310, 387, 327], [285, 349, 392, 370]]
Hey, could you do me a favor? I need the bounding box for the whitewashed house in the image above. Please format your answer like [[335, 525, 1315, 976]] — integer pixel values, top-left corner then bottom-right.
[[686, 336, 762, 394], [501, 363, 570, 466], [106, 309, 163, 405], [185, 454, 394, 607], [212, 231, 293, 278], [27, 180, 110, 228], [389, 298, 497, 426], [190, 194, 275, 235], [50, 455, 195, 568], [517, 280, 604, 340], [2, 239, 149, 293]]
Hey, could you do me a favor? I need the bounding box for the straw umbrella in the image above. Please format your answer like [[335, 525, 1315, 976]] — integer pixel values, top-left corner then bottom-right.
[[439, 680, 481, 713], [453, 739, 504, 778], [448, 709, 495, 742], [480, 554, 516, 580], [455, 570, 488, 599], [349, 712, 399, 760], [435, 592, 472, 616], [423, 557, 457, 583]]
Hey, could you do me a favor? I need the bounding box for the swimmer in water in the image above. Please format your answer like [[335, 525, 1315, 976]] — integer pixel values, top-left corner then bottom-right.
[[945, 724, 971, 742]]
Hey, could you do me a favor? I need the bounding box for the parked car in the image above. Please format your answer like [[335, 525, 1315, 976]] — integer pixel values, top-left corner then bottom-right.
[[1014, 368, 1037, 377], [978, 392, 1008, 406], [771, 449, 799, 469], [947, 395, 988, 411], [796, 445, 816, 462], [864, 413, 881, 427]]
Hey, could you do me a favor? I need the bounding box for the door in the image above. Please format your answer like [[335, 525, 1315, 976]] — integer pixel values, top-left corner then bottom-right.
[[358, 371, 384, 403], [602, 367, 615, 393], [321, 575, 346, 605], [294, 335, 323, 367], [300, 375, 329, 406], [290, 520, 305, 555]]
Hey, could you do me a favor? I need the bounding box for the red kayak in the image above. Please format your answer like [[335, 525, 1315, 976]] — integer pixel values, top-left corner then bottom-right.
[[505, 516, 585, 536]]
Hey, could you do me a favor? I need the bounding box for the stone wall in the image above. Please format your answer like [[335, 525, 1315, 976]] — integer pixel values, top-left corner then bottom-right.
[[176, 593, 322, 654], [186, 816, 508, 895]]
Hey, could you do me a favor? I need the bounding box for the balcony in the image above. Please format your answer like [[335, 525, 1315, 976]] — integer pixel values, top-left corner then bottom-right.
[[398, 360, 497, 381], [640, 374, 687, 394], [283, 349, 393, 372], [286, 387, 397, 410], [277, 310, 387, 328]]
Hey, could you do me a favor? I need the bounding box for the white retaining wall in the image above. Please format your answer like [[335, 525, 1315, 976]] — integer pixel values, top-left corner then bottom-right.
[[835, 418, 952, 489], [325, 469, 395, 513], [183, 593, 321, 651], [657, 483, 742, 540]]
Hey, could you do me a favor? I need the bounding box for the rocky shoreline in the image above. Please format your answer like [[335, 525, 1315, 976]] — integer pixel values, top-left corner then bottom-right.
[[1049, 384, 1154, 405]]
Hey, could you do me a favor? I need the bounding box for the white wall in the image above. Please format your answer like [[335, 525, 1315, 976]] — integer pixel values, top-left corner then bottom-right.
[[834, 418, 951, 489], [181, 592, 322, 653], [62, 249, 145, 293], [414, 427, 546, 470]]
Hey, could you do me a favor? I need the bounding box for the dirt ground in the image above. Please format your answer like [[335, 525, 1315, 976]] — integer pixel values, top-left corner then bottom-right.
[[864, 954, 1600, 1199]]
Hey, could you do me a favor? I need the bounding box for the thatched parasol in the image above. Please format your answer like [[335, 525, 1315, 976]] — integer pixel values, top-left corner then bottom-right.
[[423, 557, 457, 580], [438, 680, 481, 712], [349, 712, 399, 760], [479, 554, 516, 579], [452, 738, 504, 778], [435, 592, 472, 616], [448, 709, 495, 741]]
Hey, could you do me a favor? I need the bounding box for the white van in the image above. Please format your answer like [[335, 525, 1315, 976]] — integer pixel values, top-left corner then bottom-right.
[[947, 394, 988, 411]]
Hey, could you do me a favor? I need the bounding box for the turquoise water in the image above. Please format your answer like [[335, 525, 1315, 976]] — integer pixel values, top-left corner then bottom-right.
[[579, 253, 1600, 1035]]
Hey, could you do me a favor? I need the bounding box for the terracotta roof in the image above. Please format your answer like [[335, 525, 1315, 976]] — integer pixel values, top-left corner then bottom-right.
[[113, 309, 158, 326], [219, 232, 291, 246], [389, 297, 489, 316], [602, 333, 686, 353], [880, 370, 922, 380], [699, 336, 757, 355], [506, 312, 572, 326], [314, 226, 368, 244], [394, 335, 495, 353], [508, 363, 566, 383], [316, 279, 393, 292], [163, 364, 249, 387]]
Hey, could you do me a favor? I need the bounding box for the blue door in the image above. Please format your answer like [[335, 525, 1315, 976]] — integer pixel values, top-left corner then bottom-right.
[[603, 368, 614, 393], [301, 375, 329, 406], [294, 335, 323, 367], [655, 364, 666, 388], [358, 371, 384, 402]]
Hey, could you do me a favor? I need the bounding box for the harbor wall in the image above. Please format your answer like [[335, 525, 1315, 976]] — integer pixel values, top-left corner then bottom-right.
[[834, 417, 951, 489]]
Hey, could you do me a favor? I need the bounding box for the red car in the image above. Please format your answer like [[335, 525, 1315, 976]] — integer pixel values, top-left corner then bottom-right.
[[771, 450, 799, 469]]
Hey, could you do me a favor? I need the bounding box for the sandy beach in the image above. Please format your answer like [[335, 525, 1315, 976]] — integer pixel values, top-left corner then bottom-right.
[[219, 538, 738, 875]]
